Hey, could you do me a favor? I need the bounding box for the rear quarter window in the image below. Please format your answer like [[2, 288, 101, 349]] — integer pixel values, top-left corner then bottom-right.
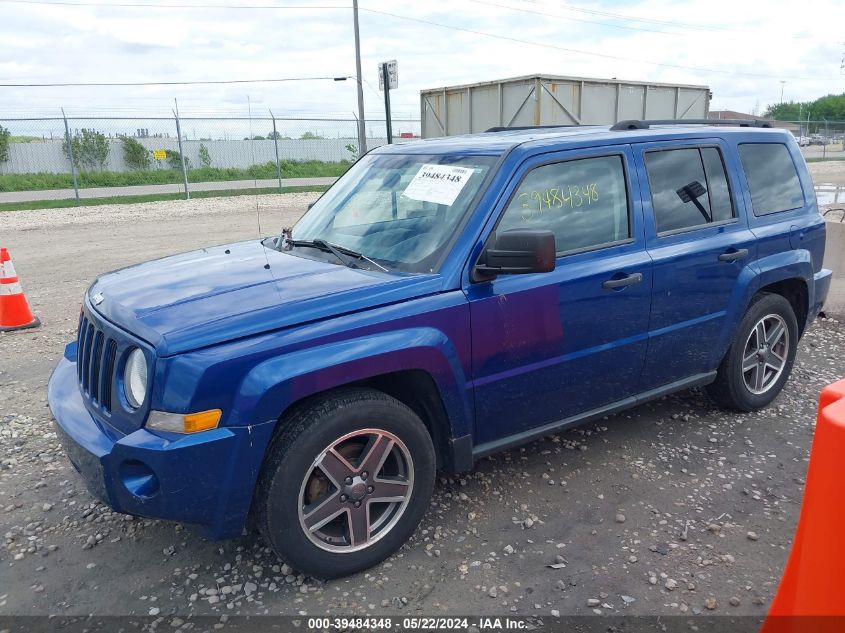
[[738, 143, 804, 216]]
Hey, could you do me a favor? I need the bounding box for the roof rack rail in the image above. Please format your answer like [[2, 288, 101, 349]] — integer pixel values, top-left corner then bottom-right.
[[610, 118, 772, 131], [484, 124, 578, 133]]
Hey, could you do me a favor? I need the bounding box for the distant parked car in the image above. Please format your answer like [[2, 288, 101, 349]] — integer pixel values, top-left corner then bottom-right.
[[809, 136, 826, 146], [797, 136, 811, 147], [49, 119, 832, 579]]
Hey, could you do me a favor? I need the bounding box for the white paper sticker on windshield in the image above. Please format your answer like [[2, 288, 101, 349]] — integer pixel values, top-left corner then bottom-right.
[[402, 164, 474, 206]]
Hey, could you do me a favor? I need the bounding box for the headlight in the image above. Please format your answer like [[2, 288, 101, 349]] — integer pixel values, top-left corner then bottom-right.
[[124, 348, 148, 409]]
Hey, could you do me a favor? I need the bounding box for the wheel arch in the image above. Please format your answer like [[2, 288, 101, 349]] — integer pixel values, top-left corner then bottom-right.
[[235, 329, 474, 477], [757, 278, 809, 336]]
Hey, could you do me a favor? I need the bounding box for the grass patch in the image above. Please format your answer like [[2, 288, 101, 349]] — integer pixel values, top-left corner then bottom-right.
[[0, 185, 329, 212], [807, 156, 845, 163], [0, 160, 349, 192]]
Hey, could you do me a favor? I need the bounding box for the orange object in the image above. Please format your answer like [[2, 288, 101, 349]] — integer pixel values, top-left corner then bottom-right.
[[761, 379, 845, 633], [0, 247, 40, 332]]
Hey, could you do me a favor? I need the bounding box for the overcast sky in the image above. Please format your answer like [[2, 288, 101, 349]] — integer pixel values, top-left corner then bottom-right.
[[0, 0, 843, 123]]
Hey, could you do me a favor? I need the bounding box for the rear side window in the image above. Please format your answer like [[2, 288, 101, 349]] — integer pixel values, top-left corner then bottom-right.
[[738, 143, 804, 215], [645, 147, 735, 234], [498, 155, 630, 254]]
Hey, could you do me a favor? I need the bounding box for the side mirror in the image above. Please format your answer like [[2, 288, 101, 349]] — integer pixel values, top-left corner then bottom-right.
[[474, 229, 556, 280]]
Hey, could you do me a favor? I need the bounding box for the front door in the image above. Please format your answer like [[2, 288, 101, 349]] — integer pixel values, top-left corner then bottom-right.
[[464, 146, 653, 449]]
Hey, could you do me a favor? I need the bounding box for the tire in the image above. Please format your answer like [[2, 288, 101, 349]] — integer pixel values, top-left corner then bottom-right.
[[256, 387, 436, 579], [707, 292, 799, 412]]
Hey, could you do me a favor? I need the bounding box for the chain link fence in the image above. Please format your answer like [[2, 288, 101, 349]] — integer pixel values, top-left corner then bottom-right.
[[778, 120, 845, 160], [2, 115, 842, 205], [0, 114, 421, 203]]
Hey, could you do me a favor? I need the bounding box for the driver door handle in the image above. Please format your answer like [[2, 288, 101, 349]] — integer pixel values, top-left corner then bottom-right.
[[602, 272, 643, 289], [718, 248, 749, 262]]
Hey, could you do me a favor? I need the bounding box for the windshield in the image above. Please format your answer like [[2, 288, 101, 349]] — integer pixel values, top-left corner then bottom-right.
[[290, 153, 497, 272]]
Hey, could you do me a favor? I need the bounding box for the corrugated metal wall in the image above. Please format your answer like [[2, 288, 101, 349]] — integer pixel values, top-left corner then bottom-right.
[[421, 76, 710, 138]]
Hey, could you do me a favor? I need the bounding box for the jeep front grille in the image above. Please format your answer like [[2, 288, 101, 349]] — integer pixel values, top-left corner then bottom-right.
[[77, 313, 118, 412]]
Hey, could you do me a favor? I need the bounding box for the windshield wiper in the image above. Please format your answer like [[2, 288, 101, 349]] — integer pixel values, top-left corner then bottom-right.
[[286, 238, 388, 272]]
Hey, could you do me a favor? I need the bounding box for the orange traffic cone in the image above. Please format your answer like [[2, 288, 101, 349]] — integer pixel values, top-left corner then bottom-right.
[[0, 247, 40, 332], [761, 378, 845, 633]]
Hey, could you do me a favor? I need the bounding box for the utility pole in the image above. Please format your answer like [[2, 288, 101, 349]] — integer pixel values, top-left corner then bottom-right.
[[381, 62, 393, 144], [173, 99, 190, 200], [780, 80, 785, 104], [352, 0, 367, 155], [61, 108, 80, 206]]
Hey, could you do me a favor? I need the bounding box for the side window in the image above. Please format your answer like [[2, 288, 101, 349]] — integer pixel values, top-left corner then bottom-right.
[[701, 148, 733, 223], [738, 143, 804, 216], [645, 147, 735, 234], [498, 155, 630, 254]]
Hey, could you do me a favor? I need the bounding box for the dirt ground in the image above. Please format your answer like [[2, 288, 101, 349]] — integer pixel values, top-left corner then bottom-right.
[[2, 172, 845, 622]]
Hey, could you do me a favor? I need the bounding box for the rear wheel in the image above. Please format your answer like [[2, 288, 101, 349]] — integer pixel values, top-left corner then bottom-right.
[[707, 292, 798, 411], [256, 388, 435, 579]]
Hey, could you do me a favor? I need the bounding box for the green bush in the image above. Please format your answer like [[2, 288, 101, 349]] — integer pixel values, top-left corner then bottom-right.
[[198, 143, 212, 168], [0, 160, 351, 192], [62, 128, 110, 171], [0, 125, 10, 164], [165, 149, 190, 170], [121, 137, 151, 171]]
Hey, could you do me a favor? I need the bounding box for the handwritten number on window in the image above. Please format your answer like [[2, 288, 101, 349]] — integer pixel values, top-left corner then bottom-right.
[[517, 183, 599, 220]]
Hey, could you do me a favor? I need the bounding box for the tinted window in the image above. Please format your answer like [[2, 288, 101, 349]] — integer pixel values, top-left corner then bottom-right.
[[645, 147, 735, 233], [738, 143, 804, 215], [701, 148, 733, 223], [499, 155, 629, 253]]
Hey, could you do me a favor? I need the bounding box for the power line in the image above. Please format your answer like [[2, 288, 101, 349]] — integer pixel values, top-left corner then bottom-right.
[[469, 0, 813, 41], [468, 0, 690, 37], [361, 8, 829, 81], [0, 0, 830, 81], [0, 0, 346, 7], [0, 76, 351, 87], [536, 0, 740, 33]]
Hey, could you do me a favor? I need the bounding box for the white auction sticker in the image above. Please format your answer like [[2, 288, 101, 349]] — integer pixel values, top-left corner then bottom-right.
[[402, 164, 474, 206]]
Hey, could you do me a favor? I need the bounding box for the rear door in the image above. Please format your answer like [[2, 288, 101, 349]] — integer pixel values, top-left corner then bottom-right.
[[465, 145, 653, 448], [634, 139, 757, 391]]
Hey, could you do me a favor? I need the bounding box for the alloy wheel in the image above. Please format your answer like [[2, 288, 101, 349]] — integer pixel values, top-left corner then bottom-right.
[[742, 313, 789, 395], [297, 429, 414, 553]]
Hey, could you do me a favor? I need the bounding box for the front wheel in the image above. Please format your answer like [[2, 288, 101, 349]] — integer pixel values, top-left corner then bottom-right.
[[707, 292, 798, 411], [256, 388, 436, 579]]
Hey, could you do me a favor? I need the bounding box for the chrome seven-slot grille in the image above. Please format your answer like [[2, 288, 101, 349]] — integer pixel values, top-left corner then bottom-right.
[[77, 311, 118, 412]]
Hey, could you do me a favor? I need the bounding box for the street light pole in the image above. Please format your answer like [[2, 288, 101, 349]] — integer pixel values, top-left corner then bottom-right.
[[352, 0, 367, 155], [780, 80, 786, 104]]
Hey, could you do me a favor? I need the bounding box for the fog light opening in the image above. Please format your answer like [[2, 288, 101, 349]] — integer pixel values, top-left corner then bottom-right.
[[119, 459, 160, 498]]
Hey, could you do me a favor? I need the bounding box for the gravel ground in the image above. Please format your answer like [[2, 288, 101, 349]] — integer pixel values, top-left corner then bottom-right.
[[2, 185, 845, 621], [807, 159, 845, 186]]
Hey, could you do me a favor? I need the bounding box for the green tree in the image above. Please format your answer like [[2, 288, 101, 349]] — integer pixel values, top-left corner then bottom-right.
[[121, 136, 151, 171], [63, 128, 110, 170], [300, 131, 324, 140], [0, 125, 10, 166], [764, 93, 845, 122], [345, 143, 358, 161], [198, 143, 212, 168], [165, 149, 190, 170]]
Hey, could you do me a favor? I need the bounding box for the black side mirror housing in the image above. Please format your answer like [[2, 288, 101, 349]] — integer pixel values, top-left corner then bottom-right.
[[474, 229, 556, 280]]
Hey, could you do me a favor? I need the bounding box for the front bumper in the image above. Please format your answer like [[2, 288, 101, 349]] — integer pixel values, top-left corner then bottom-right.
[[47, 347, 276, 539]]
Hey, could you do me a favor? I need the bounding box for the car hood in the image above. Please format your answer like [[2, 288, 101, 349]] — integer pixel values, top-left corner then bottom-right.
[[88, 239, 441, 356]]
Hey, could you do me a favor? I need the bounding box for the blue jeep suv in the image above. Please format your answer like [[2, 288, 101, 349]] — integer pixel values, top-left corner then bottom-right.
[[48, 120, 832, 578]]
